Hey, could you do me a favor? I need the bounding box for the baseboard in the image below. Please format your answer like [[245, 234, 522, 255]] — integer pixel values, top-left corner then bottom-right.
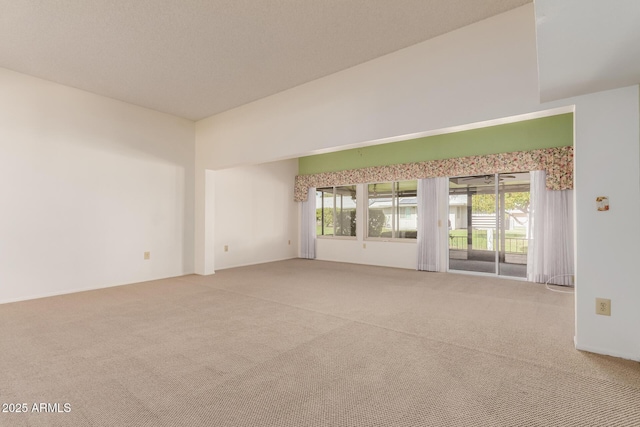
[[575, 342, 640, 362], [214, 256, 298, 271], [0, 272, 192, 305]]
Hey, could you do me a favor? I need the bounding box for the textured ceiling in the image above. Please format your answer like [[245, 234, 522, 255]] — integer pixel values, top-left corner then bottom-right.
[[0, 0, 529, 120]]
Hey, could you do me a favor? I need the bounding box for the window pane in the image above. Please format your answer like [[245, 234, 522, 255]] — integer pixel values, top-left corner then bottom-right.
[[317, 186, 357, 237], [367, 181, 417, 239], [334, 185, 357, 236], [317, 188, 334, 236], [368, 183, 391, 238], [396, 181, 417, 239]]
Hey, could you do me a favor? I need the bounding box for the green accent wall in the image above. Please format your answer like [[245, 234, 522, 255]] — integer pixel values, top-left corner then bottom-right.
[[299, 113, 573, 175]]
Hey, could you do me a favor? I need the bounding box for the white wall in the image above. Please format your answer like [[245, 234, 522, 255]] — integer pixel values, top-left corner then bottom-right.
[[570, 86, 640, 360], [196, 5, 540, 170], [0, 68, 195, 303], [194, 4, 640, 360], [316, 239, 417, 269], [212, 160, 299, 270]]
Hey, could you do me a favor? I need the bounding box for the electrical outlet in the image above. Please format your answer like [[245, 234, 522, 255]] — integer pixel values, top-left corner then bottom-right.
[[595, 298, 611, 316], [288, 240, 291, 245], [224, 245, 229, 252], [362, 243, 366, 249], [144, 251, 150, 260]]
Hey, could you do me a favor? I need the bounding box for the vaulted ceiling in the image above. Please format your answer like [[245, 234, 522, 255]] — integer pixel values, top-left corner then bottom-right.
[[2, 1, 639, 121], [0, 0, 529, 120]]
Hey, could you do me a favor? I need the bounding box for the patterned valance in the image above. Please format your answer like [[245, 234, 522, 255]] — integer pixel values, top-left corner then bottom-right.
[[294, 146, 573, 202]]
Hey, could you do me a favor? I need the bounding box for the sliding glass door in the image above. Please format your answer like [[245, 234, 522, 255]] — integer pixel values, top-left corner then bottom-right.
[[448, 173, 530, 278]]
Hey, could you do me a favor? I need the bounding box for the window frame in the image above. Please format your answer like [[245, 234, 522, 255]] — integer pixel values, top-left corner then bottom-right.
[[316, 185, 358, 239], [365, 180, 418, 241]]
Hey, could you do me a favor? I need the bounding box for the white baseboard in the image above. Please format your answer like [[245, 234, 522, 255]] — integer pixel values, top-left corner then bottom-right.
[[214, 256, 298, 271], [575, 341, 640, 362], [0, 272, 193, 305]]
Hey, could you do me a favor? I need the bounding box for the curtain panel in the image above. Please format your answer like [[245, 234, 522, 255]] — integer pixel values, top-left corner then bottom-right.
[[416, 178, 449, 272], [527, 171, 574, 286], [300, 187, 316, 259]]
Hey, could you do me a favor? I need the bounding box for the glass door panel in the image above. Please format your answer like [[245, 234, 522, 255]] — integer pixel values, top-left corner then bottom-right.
[[448, 175, 497, 274], [448, 173, 530, 277], [497, 173, 530, 278]]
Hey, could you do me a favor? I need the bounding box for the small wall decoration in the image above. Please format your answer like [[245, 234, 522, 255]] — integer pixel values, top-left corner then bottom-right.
[[596, 196, 609, 211]]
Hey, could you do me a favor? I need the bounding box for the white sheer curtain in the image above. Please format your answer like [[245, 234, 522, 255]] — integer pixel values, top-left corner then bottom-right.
[[300, 187, 316, 259], [527, 171, 574, 285], [417, 177, 449, 272]]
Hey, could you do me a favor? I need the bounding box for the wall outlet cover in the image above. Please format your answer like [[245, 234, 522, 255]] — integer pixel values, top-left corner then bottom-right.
[[595, 298, 611, 316]]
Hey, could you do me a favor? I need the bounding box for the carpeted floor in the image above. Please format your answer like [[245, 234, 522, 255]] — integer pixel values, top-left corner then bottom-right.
[[1, 259, 639, 426]]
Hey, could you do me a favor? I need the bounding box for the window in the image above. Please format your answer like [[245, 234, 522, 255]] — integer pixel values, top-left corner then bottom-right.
[[316, 185, 357, 237], [367, 181, 417, 239]]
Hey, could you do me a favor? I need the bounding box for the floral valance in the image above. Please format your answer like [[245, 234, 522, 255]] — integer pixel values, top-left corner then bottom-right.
[[294, 146, 573, 202]]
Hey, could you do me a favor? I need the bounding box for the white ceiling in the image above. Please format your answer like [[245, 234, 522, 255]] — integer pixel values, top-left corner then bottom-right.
[[536, 0, 640, 102], [0, 0, 529, 120]]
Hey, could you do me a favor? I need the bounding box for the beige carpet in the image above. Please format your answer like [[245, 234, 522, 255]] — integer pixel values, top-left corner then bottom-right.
[[1, 259, 639, 426]]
